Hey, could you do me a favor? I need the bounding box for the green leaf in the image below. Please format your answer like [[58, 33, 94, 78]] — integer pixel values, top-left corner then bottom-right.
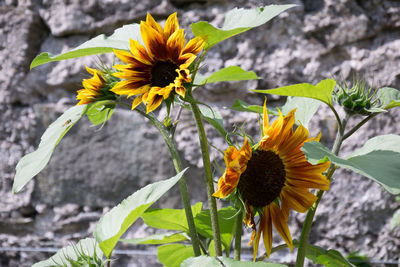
[[198, 104, 232, 144], [86, 101, 115, 126], [191, 5, 296, 49], [346, 252, 372, 267], [230, 99, 264, 114], [94, 168, 187, 258], [182, 256, 287, 266], [120, 232, 189, 245], [196, 66, 259, 85], [194, 207, 237, 254], [32, 238, 103, 267], [253, 79, 336, 105], [157, 244, 195, 267], [304, 244, 355, 267], [13, 104, 88, 193], [390, 209, 400, 231], [301, 136, 400, 194], [376, 87, 400, 110], [281, 96, 321, 127], [141, 202, 203, 232], [30, 24, 140, 69]]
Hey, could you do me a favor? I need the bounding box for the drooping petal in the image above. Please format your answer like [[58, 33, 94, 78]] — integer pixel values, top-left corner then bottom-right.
[[270, 202, 293, 251], [281, 186, 317, 213], [261, 206, 273, 258]]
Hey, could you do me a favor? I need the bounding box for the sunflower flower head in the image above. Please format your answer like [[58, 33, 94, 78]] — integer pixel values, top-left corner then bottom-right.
[[76, 66, 117, 105], [111, 12, 206, 113], [213, 102, 330, 260]]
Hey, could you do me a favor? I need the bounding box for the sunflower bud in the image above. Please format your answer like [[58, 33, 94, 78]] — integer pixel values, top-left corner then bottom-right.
[[333, 78, 382, 116], [76, 66, 118, 105]]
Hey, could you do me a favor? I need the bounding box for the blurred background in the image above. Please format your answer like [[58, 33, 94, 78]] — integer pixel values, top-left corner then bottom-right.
[[1, 0, 399, 266]]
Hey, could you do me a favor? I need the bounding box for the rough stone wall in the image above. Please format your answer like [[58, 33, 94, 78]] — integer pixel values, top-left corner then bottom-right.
[[1, 0, 399, 266]]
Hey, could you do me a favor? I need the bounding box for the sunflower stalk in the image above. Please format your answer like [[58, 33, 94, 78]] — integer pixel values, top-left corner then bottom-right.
[[186, 90, 223, 256], [133, 107, 202, 257], [295, 112, 351, 267]]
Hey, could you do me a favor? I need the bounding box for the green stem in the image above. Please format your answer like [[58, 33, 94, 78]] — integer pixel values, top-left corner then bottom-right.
[[295, 113, 350, 267], [134, 108, 202, 257], [186, 92, 223, 256], [342, 113, 378, 141], [234, 210, 243, 260]]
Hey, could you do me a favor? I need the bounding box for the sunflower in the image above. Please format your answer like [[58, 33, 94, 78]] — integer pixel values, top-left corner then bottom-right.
[[76, 66, 114, 105], [213, 103, 330, 260], [111, 13, 206, 113]]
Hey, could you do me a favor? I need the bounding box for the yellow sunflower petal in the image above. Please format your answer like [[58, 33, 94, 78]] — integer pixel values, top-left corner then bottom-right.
[[140, 21, 167, 60], [131, 94, 144, 110], [262, 206, 273, 258], [252, 217, 264, 261], [146, 94, 163, 113], [181, 36, 206, 55], [164, 12, 179, 40], [129, 39, 153, 65], [145, 12, 164, 35], [166, 29, 185, 61], [281, 186, 317, 213], [270, 202, 293, 251], [263, 99, 269, 136], [175, 86, 186, 98]]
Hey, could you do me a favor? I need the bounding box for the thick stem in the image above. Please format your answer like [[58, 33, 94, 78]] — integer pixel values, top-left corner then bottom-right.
[[186, 92, 223, 256], [234, 210, 243, 260], [295, 113, 350, 267], [134, 108, 202, 257]]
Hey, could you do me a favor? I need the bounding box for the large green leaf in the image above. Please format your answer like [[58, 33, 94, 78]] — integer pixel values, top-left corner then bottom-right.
[[191, 5, 296, 49], [196, 66, 259, 85], [93, 168, 187, 258], [281, 96, 321, 127], [157, 244, 195, 267], [181, 256, 287, 266], [141, 202, 203, 232], [86, 100, 115, 126], [253, 79, 336, 105], [13, 104, 88, 193], [194, 207, 237, 254], [301, 135, 400, 194], [376, 87, 400, 110], [304, 244, 355, 267], [120, 232, 188, 245], [32, 238, 103, 267], [30, 24, 140, 69]]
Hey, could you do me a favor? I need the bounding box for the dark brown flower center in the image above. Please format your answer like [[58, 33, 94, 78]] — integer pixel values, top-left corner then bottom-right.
[[151, 60, 179, 87], [238, 149, 286, 207]]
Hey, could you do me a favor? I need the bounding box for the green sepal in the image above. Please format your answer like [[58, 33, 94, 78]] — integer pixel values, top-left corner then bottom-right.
[[86, 100, 115, 126]]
